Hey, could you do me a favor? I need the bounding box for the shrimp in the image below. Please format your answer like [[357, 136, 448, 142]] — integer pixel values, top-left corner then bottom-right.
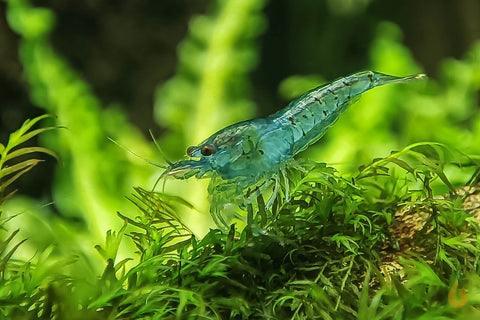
[[163, 71, 425, 213]]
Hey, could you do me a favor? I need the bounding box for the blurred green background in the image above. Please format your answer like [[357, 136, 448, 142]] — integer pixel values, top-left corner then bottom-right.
[[0, 0, 479, 269]]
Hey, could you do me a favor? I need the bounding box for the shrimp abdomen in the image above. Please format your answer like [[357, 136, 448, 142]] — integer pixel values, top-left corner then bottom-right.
[[273, 71, 425, 155]]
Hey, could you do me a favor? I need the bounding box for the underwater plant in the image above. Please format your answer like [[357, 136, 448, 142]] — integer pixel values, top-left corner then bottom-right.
[[1, 0, 480, 318]]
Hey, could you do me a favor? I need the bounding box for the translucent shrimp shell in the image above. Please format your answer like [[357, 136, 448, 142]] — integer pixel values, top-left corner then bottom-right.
[[165, 71, 425, 183]]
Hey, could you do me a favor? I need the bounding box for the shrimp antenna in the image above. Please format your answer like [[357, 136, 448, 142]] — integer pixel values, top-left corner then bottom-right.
[[106, 136, 167, 169], [151, 170, 168, 192], [149, 129, 173, 165]]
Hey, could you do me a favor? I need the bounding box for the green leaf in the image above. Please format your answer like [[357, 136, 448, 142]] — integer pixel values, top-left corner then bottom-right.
[[0, 162, 38, 194], [8, 127, 58, 149], [400, 257, 446, 288], [5, 115, 50, 146], [0, 229, 27, 274], [3, 146, 60, 164], [0, 229, 20, 256], [386, 157, 415, 174], [0, 159, 42, 180], [95, 222, 128, 262]]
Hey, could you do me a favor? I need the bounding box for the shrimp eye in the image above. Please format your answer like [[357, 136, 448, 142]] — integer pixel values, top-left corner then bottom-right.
[[201, 145, 215, 156], [186, 146, 195, 156]]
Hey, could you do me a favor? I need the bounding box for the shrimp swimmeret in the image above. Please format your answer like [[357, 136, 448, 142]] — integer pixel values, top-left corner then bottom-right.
[[163, 71, 425, 211]]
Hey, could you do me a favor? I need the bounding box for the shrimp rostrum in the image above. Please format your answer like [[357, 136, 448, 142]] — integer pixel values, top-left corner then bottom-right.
[[163, 71, 425, 211]]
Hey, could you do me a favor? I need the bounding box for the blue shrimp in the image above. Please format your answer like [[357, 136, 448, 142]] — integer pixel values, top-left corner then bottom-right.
[[163, 71, 425, 211]]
